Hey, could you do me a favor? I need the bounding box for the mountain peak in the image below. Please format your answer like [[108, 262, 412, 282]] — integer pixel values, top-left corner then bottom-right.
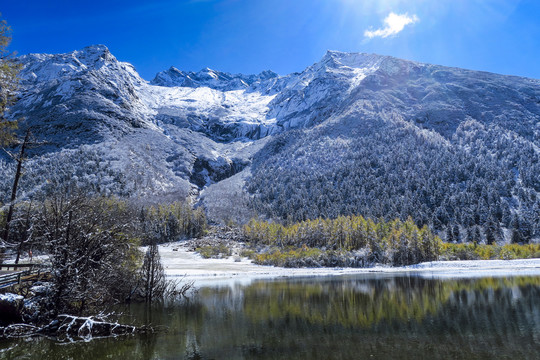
[[18, 45, 124, 86], [324, 49, 347, 58], [319, 50, 389, 69], [81, 44, 110, 53], [151, 66, 279, 91], [74, 44, 116, 63], [167, 66, 184, 75], [258, 69, 279, 79]]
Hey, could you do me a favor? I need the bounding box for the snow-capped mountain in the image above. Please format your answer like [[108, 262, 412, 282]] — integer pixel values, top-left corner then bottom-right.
[[151, 66, 279, 91], [16, 45, 539, 150], [13, 45, 151, 143], [3, 45, 540, 238]]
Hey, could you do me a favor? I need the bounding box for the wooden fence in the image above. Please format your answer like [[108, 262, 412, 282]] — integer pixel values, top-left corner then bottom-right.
[[0, 263, 49, 289]]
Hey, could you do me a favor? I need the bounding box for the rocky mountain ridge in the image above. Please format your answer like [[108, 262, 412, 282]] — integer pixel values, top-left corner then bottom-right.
[[2, 45, 540, 240]]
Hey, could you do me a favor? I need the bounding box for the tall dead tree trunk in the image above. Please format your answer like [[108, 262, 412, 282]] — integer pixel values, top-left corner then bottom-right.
[[1, 129, 30, 262], [14, 200, 33, 264]]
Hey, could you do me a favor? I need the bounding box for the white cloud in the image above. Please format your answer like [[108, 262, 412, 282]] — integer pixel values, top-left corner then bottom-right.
[[364, 12, 419, 39]]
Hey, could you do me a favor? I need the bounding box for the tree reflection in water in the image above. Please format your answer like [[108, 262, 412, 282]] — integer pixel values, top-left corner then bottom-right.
[[2, 275, 539, 359]]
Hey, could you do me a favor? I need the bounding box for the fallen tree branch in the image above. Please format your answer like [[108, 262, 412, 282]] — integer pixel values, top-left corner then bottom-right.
[[0, 314, 159, 342]]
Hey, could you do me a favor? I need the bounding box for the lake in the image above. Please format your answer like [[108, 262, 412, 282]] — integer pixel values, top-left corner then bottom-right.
[[1, 274, 539, 359]]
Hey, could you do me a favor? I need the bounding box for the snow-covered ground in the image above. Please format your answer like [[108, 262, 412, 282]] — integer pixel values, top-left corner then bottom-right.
[[159, 243, 540, 288]]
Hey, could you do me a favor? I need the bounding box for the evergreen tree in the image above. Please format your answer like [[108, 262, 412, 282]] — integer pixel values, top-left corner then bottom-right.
[[452, 225, 461, 244], [445, 226, 454, 243], [139, 244, 167, 303], [485, 218, 497, 245], [511, 215, 523, 244], [472, 226, 481, 245], [511, 228, 523, 244]]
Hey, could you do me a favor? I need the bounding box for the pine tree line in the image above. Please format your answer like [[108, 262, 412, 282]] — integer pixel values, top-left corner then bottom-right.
[[138, 201, 207, 245]]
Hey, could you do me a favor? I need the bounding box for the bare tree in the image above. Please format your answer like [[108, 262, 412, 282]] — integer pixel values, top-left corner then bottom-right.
[[2, 129, 31, 250], [13, 199, 33, 264], [33, 193, 141, 317]]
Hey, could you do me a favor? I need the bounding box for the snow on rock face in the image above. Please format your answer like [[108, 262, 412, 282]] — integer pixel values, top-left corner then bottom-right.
[[147, 67, 290, 141], [15, 45, 540, 149], [265, 51, 385, 130], [0, 293, 24, 326], [267, 49, 540, 139], [0, 293, 24, 302], [140, 84, 279, 142], [151, 66, 280, 92], [9, 45, 540, 207], [190, 155, 249, 188], [13, 45, 153, 147], [11, 46, 408, 149]]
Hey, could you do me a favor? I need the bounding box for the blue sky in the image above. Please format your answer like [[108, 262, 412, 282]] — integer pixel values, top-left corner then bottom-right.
[[2, 0, 540, 80]]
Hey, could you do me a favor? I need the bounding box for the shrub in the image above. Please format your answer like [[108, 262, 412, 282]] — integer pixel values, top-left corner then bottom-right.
[[440, 243, 540, 261], [196, 244, 231, 259]]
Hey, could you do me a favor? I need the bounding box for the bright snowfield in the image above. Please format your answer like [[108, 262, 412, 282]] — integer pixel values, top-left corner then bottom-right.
[[158, 243, 540, 288]]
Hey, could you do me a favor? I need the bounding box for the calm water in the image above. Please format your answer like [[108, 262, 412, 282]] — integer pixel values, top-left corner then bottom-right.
[[1, 274, 540, 359]]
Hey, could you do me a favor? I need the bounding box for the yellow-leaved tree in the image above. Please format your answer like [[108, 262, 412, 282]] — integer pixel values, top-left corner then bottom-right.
[[0, 12, 21, 146]]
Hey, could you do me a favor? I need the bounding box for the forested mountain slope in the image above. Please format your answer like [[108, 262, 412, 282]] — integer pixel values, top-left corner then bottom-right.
[[246, 52, 540, 243], [2, 46, 539, 242]]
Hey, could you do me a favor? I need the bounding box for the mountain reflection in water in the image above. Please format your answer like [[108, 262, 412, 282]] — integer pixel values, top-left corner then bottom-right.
[[2, 275, 539, 359]]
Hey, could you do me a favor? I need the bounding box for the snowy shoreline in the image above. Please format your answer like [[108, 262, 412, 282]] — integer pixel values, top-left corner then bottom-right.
[[159, 243, 540, 288]]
